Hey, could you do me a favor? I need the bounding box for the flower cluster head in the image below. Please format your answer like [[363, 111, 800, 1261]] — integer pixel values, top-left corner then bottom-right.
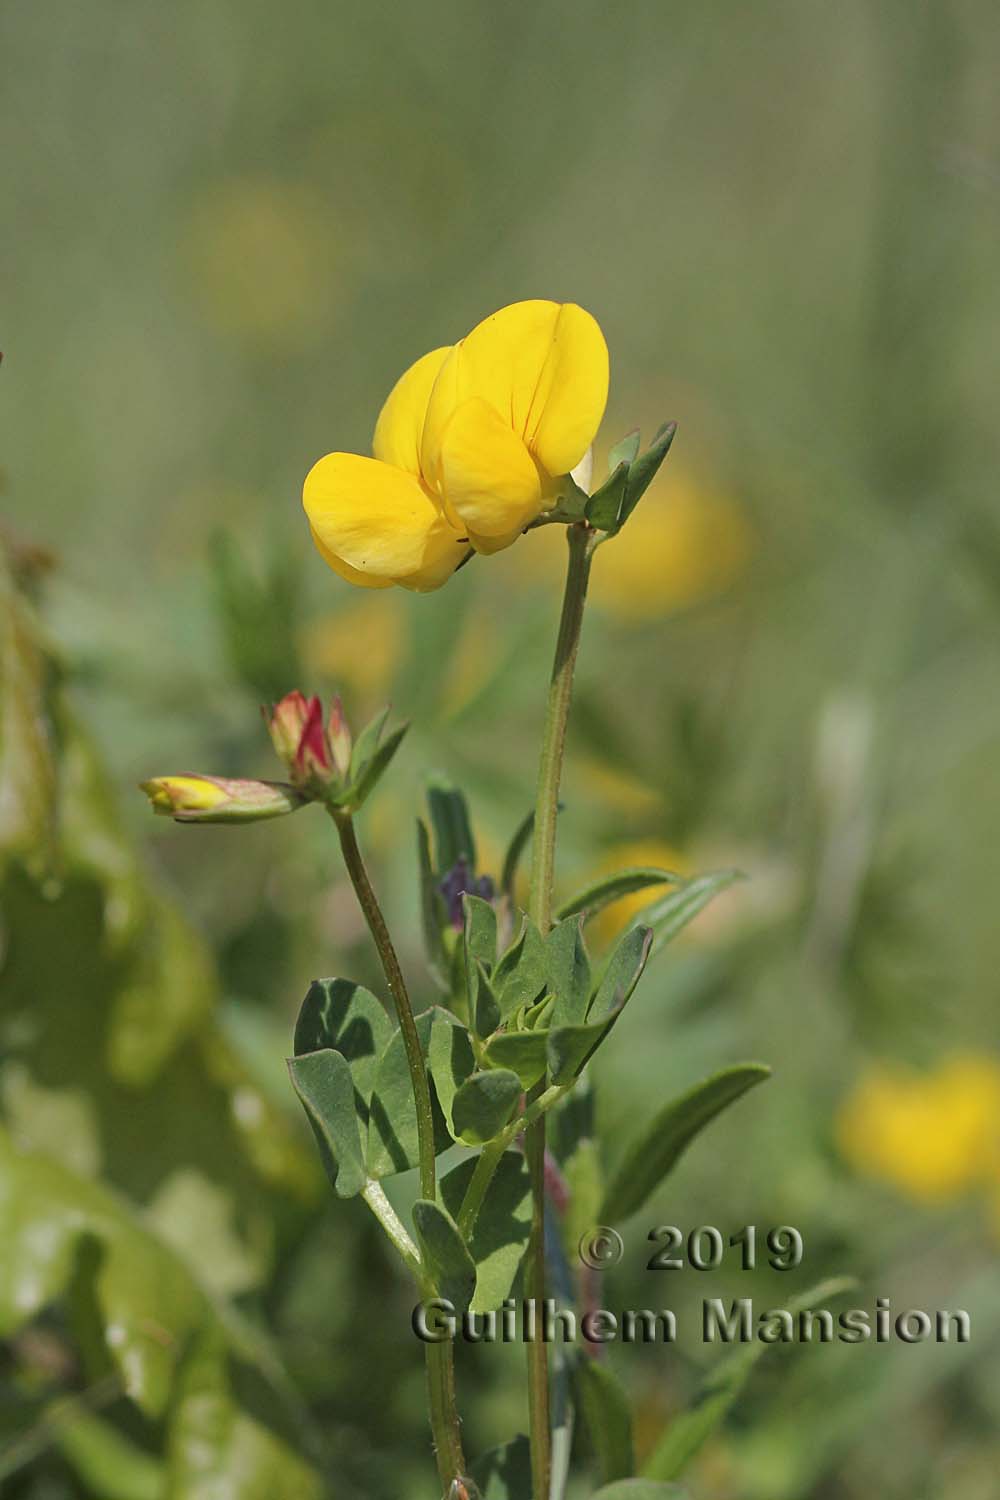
[[303, 299, 609, 592]]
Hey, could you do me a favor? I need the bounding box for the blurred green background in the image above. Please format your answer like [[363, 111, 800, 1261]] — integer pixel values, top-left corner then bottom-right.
[[3, 1, 1000, 1496]]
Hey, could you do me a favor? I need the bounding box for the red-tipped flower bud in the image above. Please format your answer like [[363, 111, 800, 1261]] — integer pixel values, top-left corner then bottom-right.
[[141, 774, 306, 823], [266, 691, 334, 788]]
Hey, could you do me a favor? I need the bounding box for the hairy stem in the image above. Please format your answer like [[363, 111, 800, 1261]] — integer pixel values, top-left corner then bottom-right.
[[330, 808, 466, 1492], [525, 521, 596, 1500]]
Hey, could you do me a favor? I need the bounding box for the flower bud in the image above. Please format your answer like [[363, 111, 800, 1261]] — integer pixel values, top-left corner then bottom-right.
[[265, 691, 333, 788], [140, 774, 306, 823]]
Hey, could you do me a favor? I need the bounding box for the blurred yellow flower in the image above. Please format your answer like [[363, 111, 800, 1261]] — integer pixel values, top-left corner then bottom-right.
[[183, 179, 337, 350], [576, 839, 688, 946], [301, 595, 403, 702], [836, 1054, 1000, 1204], [303, 300, 609, 591], [591, 475, 751, 620]]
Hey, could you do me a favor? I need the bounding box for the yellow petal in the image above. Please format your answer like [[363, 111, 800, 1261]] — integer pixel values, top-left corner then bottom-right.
[[524, 303, 609, 477], [438, 397, 544, 554], [303, 453, 468, 591], [373, 345, 452, 477]]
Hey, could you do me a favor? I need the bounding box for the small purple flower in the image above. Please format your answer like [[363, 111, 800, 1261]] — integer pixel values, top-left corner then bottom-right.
[[440, 858, 496, 929]]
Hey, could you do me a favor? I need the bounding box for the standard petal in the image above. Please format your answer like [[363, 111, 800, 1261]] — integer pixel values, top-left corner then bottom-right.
[[524, 303, 609, 477], [303, 453, 469, 591], [438, 397, 544, 554], [373, 345, 452, 477], [455, 300, 561, 436]]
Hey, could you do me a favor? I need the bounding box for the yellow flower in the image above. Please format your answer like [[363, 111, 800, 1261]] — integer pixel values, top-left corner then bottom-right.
[[836, 1054, 1000, 1204], [141, 775, 305, 823], [303, 300, 609, 592]]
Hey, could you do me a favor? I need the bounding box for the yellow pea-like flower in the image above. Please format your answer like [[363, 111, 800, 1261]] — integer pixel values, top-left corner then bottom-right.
[[303, 300, 609, 591]]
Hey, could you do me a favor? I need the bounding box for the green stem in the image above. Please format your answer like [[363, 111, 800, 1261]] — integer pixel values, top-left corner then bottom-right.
[[457, 1084, 568, 1239], [330, 808, 466, 1493], [330, 808, 437, 1203], [525, 521, 596, 1500]]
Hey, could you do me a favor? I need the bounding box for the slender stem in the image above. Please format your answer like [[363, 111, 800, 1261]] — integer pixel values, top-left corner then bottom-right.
[[457, 1084, 568, 1239], [525, 522, 596, 1500], [330, 808, 467, 1492], [330, 808, 437, 1203]]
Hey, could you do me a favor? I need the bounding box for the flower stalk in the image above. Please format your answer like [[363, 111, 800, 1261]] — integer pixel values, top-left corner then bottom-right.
[[525, 519, 597, 1500]]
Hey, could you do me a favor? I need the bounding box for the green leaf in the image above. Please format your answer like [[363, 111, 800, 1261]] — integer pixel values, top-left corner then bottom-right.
[[556, 867, 682, 923], [428, 1012, 477, 1139], [418, 818, 449, 987], [630, 870, 744, 958], [606, 429, 641, 473], [464, 893, 498, 970], [49, 1406, 165, 1500], [412, 1199, 477, 1313], [500, 809, 534, 899], [483, 1029, 548, 1089], [427, 776, 476, 873], [546, 916, 592, 1027], [547, 1009, 621, 1085], [287, 1050, 366, 1198], [601, 1064, 771, 1224], [292, 977, 393, 1116], [593, 1483, 686, 1499], [576, 1356, 634, 1484], [440, 1151, 531, 1311], [470, 1434, 532, 1499], [345, 721, 409, 808], [452, 1069, 522, 1145], [473, 961, 501, 1038], [366, 1010, 437, 1177], [494, 917, 547, 1018], [586, 460, 630, 531], [618, 421, 677, 527], [589, 926, 652, 1021], [642, 1279, 856, 1482], [347, 704, 389, 784]]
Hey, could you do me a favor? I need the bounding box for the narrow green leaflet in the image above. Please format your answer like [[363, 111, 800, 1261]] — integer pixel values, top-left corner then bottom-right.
[[452, 1069, 522, 1145], [500, 809, 534, 898], [345, 721, 409, 809], [412, 1199, 477, 1313], [347, 704, 389, 784], [589, 926, 652, 1021], [483, 1028, 548, 1088], [593, 1484, 686, 1499], [548, 1001, 627, 1085], [417, 818, 449, 987], [585, 460, 630, 531], [642, 1279, 856, 1482], [287, 1050, 366, 1199], [427, 776, 476, 872], [292, 977, 393, 1114], [546, 916, 592, 1027], [628, 870, 744, 958], [606, 429, 641, 473], [618, 421, 677, 527], [556, 867, 682, 924], [601, 1064, 771, 1224], [470, 1434, 533, 1499], [428, 1012, 477, 1139], [49, 1407, 165, 1500], [575, 1357, 634, 1484], [440, 1152, 531, 1312]]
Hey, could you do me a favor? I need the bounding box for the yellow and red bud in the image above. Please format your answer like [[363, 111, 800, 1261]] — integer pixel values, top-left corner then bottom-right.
[[265, 690, 334, 786], [140, 774, 306, 823]]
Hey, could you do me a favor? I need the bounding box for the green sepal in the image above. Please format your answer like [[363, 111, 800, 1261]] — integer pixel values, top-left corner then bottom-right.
[[606, 429, 641, 473], [483, 1028, 548, 1089], [575, 1355, 634, 1484], [546, 916, 592, 1027], [427, 776, 476, 873], [642, 1278, 856, 1482], [440, 1151, 531, 1312], [589, 926, 652, 1021], [556, 867, 682, 924], [292, 977, 393, 1118], [601, 1063, 771, 1224], [494, 917, 548, 1018], [287, 1050, 366, 1199], [428, 1011, 477, 1139], [411, 1199, 477, 1314], [451, 1068, 522, 1145]]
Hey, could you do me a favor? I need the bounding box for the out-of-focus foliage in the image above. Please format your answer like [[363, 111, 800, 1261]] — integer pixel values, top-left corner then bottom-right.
[[3, 0, 1000, 1494]]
